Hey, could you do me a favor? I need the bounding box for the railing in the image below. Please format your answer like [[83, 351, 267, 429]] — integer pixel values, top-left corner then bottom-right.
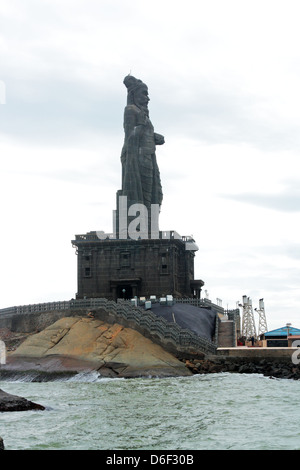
[[73, 230, 196, 243], [0, 301, 73, 315], [0, 298, 217, 355], [176, 297, 228, 316], [120, 300, 216, 352]]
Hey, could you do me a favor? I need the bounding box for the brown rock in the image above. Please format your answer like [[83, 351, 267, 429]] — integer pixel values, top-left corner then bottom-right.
[[6, 317, 192, 378]]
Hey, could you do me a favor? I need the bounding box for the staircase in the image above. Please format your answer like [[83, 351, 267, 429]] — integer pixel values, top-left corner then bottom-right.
[[0, 298, 218, 356], [218, 320, 235, 347]]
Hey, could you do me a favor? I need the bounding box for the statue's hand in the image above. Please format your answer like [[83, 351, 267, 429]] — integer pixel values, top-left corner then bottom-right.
[[154, 133, 165, 145]]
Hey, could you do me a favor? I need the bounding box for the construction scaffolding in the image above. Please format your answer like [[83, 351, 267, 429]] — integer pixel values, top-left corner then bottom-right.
[[240, 295, 257, 339], [254, 298, 268, 336], [240, 295, 269, 339]]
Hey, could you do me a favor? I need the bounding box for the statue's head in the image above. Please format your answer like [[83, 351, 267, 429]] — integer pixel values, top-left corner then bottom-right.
[[123, 75, 149, 109]]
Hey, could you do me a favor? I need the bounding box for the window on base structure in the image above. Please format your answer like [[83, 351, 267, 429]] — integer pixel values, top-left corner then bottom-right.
[[161, 264, 168, 273], [84, 267, 91, 277], [120, 252, 131, 268], [161, 253, 168, 273]]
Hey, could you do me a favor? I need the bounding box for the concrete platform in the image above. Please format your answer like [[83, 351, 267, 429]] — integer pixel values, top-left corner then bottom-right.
[[217, 347, 299, 358]]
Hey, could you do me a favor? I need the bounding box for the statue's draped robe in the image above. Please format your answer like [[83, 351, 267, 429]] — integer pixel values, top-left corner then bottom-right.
[[121, 104, 163, 209]]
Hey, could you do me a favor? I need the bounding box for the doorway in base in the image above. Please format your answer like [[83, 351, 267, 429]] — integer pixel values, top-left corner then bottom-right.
[[117, 285, 133, 300]]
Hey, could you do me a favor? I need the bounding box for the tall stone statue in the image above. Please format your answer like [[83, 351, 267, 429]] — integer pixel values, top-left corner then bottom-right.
[[120, 75, 164, 211]]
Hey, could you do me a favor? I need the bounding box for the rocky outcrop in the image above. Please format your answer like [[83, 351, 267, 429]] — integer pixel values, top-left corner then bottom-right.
[[0, 388, 45, 412], [0, 437, 4, 450], [185, 357, 300, 380], [5, 317, 191, 378]]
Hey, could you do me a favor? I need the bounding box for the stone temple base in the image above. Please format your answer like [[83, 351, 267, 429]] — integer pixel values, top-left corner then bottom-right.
[[72, 230, 204, 301]]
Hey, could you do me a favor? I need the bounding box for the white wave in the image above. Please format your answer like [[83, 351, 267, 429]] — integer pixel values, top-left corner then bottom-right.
[[66, 370, 102, 383]]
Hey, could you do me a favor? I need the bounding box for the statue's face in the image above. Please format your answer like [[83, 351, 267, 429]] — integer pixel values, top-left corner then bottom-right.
[[134, 86, 149, 107]]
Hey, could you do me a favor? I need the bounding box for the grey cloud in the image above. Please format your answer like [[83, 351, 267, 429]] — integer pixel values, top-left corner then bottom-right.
[[285, 244, 300, 260], [0, 78, 124, 146], [1, 0, 300, 156], [1, 69, 299, 155], [222, 181, 300, 212], [255, 243, 300, 260], [255, 242, 300, 259], [152, 78, 300, 152], [43, 165, 120, 190]]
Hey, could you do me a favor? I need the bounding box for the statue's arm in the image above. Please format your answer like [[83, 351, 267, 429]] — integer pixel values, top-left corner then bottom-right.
[[154, 133, 165, 145], [124, 106, 145, 139]]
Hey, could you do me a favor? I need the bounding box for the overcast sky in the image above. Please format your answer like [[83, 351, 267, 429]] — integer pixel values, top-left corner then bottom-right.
[[0, 0, 299, 331]]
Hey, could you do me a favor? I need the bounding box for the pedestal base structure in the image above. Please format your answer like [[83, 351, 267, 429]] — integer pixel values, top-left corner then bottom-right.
[[72, 231, 204, 301]]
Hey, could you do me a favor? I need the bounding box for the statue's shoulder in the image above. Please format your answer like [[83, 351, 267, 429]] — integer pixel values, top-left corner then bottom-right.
[[124, 104, 141, 115]]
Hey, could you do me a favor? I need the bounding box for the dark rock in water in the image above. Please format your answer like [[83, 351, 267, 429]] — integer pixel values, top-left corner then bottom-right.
[[0, 436, 4, 450], [186, 357, 300, 380], [0, 388, 45, 412]]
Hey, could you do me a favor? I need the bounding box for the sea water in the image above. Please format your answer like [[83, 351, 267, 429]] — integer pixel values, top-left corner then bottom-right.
[[0, 372, 299, 450]]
